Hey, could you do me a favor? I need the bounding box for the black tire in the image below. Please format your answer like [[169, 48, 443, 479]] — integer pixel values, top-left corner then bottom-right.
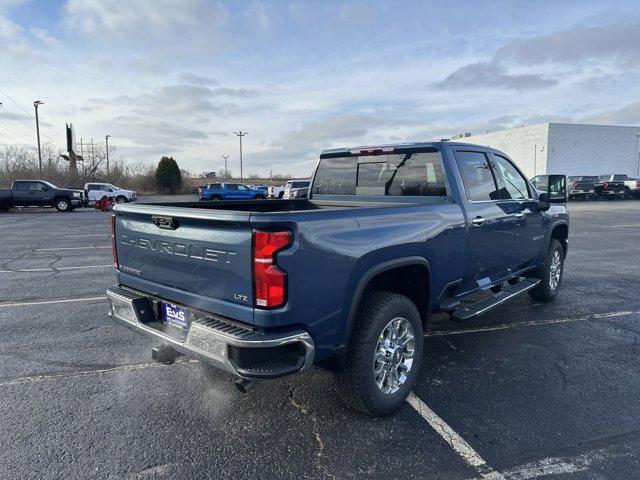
[[116, 195, 128, 203], [210, 195, 222, 201], [528, 239, 564, 302], [54, 197, 71, 212], [254, 195, 266, 200], [334, 291, 423, 417], [278, 192, 284, 198], [623, 188, 631, 200]]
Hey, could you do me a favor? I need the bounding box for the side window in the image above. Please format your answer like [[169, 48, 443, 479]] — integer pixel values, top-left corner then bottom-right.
[[491, 155, 530, 200], [30, 182, 46, 191], [237, 185, 249, 191], [454, 151, 500, 201], [15, 182, 29, 191], [209, 183, 222, 189], [226, 184, 238, 191]]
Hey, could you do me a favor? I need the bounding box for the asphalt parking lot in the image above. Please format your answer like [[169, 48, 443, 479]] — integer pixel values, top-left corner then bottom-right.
[[1, 200, 639, 479]]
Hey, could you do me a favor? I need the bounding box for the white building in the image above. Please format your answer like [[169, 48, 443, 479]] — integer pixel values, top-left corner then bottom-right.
[[456, 123, 640, 178]]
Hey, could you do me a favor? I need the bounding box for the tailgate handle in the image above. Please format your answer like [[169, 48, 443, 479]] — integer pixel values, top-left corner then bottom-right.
[[152, 215, 178, 230]]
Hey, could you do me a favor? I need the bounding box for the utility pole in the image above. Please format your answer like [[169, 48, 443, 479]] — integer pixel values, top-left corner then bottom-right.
[[233, 131, 247, 180], [221, 155, 229, 177], [34, 101, 44, 175], [105, 135, 111, 177]]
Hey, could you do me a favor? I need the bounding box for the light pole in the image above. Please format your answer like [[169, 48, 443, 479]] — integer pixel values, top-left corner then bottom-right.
[[34, 100, 44, 175], [233, 131, 247, 180], [105, 135, 111, 178], [221, 155, 229, 177]]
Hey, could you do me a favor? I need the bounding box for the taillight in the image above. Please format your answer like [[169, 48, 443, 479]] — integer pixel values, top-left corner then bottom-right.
[[253, 230, 291, 308], [604, 182, 609, 189], [636, 180, 640, 188], [111, 214, 118, 270], [572, 181, 578, 189]]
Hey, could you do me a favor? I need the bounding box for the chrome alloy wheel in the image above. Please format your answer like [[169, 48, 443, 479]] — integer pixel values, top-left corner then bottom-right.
[[374, 317, 415, 395], [549, 249, 562, 291], [57, 200, 68, 210]]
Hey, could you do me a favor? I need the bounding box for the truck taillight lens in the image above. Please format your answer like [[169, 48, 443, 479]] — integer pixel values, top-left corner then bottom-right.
[[111, 214, 118, 270], [604, 182, 609, 189], [636, 180, 640, 188], [253, 230, 291, 308], [572, 181, 577, 189]]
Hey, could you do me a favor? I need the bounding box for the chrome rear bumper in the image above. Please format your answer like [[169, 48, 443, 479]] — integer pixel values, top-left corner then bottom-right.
[[106, 286, 314, 379]]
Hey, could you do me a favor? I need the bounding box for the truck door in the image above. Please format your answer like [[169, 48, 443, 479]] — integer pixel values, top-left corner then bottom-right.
[[453, 150, 515, 291], [12, 181, 31, 205], [490, 153, 546, 269], [224, 183, 239, 199], [31, 182, 52, 205], [237, 184, 252, 199]]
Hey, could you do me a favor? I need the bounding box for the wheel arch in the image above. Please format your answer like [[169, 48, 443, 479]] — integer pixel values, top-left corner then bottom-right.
[[550, 221, 569, 256], [340, 257, 431, 351]]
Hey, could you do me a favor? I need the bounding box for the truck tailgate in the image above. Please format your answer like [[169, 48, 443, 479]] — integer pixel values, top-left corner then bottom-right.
[[113, 204, 254, 315]]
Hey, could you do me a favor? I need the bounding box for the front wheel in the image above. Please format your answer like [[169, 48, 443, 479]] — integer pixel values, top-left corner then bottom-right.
[[529, 239, 564, 302], [334, 291, 423, 416], [116, 196, 128, 203], [55, 198, 71, 212]]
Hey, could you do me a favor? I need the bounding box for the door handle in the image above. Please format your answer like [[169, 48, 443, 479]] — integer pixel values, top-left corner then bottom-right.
[[513, 212, 524, 219], [471, 216, 486, 226]]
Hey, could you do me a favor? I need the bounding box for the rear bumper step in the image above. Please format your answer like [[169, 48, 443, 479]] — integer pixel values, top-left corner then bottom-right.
[[452, 278, 541, 321], [106, 285, 314, 379]]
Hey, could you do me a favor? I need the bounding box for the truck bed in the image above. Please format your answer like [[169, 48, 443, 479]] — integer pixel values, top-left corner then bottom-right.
[[136, 198, 414, 213]]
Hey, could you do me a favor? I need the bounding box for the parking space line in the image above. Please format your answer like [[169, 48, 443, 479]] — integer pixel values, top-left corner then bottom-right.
[[35, 246, 111, 251], [407, 393, 505, 479], [0, 296, 107, 308], [0, 359, 200, 387], [0, 264, 113, 273], [427, 310, 640, 337]]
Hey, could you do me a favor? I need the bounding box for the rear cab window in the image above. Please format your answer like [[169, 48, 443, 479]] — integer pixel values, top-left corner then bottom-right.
[[312, 149, 448, 200]]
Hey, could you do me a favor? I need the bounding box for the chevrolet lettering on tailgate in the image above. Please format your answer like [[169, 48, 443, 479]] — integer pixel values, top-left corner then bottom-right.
[[119, 234, 237, 264]]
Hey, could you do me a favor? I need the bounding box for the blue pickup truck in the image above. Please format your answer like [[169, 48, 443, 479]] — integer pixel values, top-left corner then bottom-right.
[[199, 182, 267, 201], [107, 142, 568, 416]]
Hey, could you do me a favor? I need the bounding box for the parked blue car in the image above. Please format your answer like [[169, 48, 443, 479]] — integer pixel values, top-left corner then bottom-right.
[[199, 182, 268, 200]]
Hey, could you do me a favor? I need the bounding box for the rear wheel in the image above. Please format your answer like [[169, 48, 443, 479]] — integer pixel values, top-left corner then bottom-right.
[[334, 291, 423, 416], [529, 239, 564, 302], [254, 195, 266, 200], [55, 197, 71, 212]]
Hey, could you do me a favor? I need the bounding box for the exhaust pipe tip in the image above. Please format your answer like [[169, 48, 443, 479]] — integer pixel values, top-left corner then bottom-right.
[[235, 378, 256, 394]]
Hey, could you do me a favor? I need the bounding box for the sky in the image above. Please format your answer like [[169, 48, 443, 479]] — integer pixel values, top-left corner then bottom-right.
[[1, 0, 640, 177]]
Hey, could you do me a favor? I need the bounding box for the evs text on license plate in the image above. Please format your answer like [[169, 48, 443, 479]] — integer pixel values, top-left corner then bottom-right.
[[163, 303, 188, 330]]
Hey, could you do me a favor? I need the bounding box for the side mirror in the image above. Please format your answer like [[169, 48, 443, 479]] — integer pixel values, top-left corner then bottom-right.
[[531, 174, 567, 208], [537, 192, 550, 211]]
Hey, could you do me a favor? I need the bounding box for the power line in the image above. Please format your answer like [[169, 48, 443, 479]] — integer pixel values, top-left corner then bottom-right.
[[0, 87, 62, 146]]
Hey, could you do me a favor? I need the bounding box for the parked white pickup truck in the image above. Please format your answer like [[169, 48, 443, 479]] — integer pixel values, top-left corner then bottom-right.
[[84, 183, 138, 203], [267, 185, 285, 198]]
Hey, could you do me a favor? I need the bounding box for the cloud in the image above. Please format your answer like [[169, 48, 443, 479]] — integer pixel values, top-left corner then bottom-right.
[[179, 73, 220, 86], [248, 113, 387, 171], [580, 100, 640, 125], [246, 1, 270, 32], [497, 22, 640, 66], [438, 62, 557, 90], [62, 0, 229, 42]]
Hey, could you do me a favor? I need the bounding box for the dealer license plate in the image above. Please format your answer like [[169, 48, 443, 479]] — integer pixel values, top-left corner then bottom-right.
[[162, 303, 188, 331]]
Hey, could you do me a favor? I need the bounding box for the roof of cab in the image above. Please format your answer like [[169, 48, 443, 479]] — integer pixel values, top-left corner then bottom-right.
[[319, 141, 502, 157]]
